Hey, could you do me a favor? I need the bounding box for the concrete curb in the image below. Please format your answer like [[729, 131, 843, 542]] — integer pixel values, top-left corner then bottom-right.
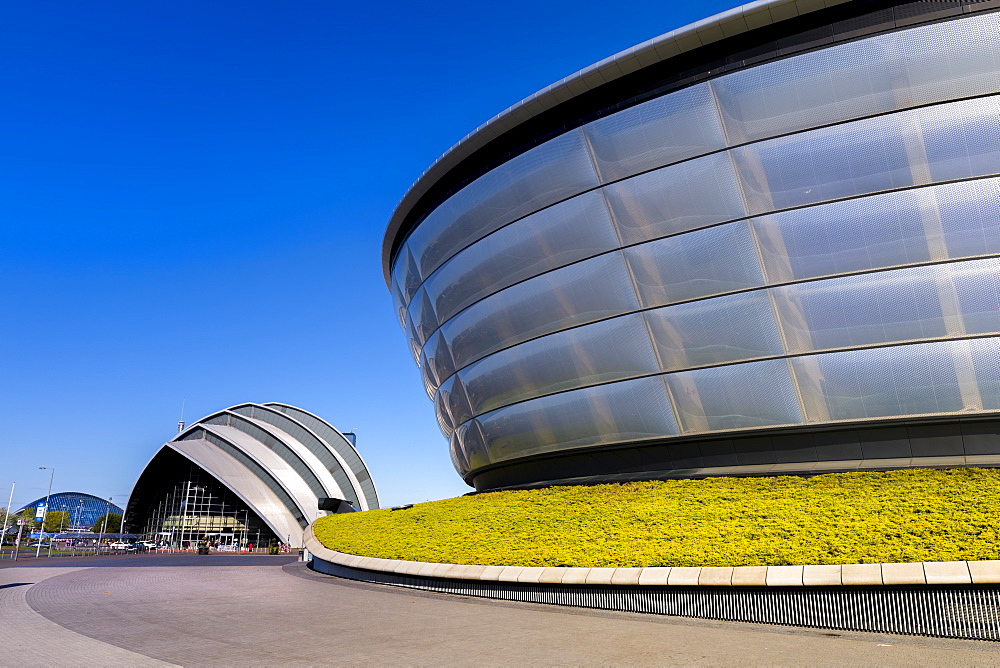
[[303, 525, 1000, 587]]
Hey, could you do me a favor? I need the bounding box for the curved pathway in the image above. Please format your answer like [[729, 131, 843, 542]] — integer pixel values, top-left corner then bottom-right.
[[2, 554, 999, 665]]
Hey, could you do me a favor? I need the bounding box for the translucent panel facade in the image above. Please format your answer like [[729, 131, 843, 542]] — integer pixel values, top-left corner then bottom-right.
[[384, 3, 1000, 489], [405, 129, 601, 281]]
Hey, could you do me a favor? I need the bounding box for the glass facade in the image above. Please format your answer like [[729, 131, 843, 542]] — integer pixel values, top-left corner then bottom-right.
[[137, 468, 276, 549], [386, 7, 1000, 487], [17, 492, 124, 532]]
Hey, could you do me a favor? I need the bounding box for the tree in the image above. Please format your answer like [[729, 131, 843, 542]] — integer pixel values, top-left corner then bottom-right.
[[44, 511, 69, 533], [0, 507, 14, 544], [0, 506, 13, 529], [92, 512, 122, 533], [16, 508, 38, 529], [10, 508, 40, 540]]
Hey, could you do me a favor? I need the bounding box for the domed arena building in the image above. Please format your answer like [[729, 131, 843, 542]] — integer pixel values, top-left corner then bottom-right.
[[383, 0, 1000, 491], [124, 403, 378, 547], [16, 492, 124, 532]]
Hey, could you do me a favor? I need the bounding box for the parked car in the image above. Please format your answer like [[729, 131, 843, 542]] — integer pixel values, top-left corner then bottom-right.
[[109, 541, 132, 550]]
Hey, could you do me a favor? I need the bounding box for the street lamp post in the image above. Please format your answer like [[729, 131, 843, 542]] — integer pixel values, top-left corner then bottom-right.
[[51, 503, 67, 558], [36, 468, 54, 558], [98, 497, 111, 555], [1, 482, 14, 556]]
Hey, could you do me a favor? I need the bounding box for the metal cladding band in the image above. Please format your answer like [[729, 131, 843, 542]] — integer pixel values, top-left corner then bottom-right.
[[310, 556, 1000, 641]]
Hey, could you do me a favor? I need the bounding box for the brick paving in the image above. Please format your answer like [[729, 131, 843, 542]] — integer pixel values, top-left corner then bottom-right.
[[0, 566, 175, 666], [4, 554, 1000, 665]]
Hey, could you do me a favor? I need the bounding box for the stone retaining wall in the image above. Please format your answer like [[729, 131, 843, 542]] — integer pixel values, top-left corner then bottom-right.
[[304, 526, 1000, 640], [303, 526, 1000, 587]]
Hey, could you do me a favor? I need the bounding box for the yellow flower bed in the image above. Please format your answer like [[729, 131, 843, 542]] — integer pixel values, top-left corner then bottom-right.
[[314, 468, 1000, 568]]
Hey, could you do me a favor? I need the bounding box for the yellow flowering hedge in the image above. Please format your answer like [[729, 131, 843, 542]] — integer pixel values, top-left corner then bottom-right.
[[314, 468, 1000, 567]]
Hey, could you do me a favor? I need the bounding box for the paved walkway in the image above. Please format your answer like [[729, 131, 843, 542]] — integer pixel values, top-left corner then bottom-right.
[[0, 565, 176, 667], [2, 554, 1000, 666]]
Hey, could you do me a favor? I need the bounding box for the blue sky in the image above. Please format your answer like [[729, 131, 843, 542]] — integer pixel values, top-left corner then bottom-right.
[[0, 0, 736, 510]]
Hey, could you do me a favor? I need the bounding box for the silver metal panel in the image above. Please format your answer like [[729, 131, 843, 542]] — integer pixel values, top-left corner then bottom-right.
[[732, 95, 1000, 215], [970, 336, 1000, 411], [952, 257, 1000, 336], [423, 189, 621, 324], [421, 330, 456, 394], [624, 221, 765, 308], [450, 420, 491, 477], [210, 413, 329, 502], [231, 404, 364, 507], [264, 403, 379, 511], [441, 251, 640, 371], [753, 186, 939, 284], [644, 290, 784, 371], [200, 424, 316, 524], [477, 376, 678, 464], [938, 177, 1000, 260], [584, 82, 727, 182], [667, 358, 802, 434], [604, 151, 746, 245], [406, 128, 600, 281], [404, 286, 437, 348], [753, 177, 1000, 285], [393, 243, 422, 305], [435, 385, 456, 436], [764, 258, 1000, 357], [434, 375, 474, 437], [791, 340, 974, 423], [167, 439, 303, 547], [243, 415, 345, 500], [714, 11, 1000, 144], [419, 348, 438, 401], [923, 95, 1000, 184], [448, 432, 471, 478], [770, 265, 951, 354], [459, 419, 491, 472], [458, 312, 660, 415], [390, 279, 408, 332]]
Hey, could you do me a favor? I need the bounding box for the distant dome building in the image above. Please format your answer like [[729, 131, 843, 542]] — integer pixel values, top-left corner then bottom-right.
[[17, 492, 123, 531], [124, 402, 378, 547], [383, 0, 1000, 490]]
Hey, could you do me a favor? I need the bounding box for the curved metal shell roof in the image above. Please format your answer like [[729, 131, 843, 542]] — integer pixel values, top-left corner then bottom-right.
[[382, 0, 853, 283], [126, 402, 379, 542]]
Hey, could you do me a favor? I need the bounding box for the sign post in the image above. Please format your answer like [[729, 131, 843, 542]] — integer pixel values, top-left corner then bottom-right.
[[13, 519, 26, 562], [36, 467, 55, 558]]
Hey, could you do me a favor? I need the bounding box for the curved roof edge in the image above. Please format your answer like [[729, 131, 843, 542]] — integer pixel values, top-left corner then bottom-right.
[[263, 402, 380, 510], [381, 0, 852, 285], [16, 492, 124, 514]]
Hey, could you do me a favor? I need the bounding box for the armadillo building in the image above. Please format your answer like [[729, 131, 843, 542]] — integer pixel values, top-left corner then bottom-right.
[[124, 403, 378, 547], [384, 0, 1000, 491]]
